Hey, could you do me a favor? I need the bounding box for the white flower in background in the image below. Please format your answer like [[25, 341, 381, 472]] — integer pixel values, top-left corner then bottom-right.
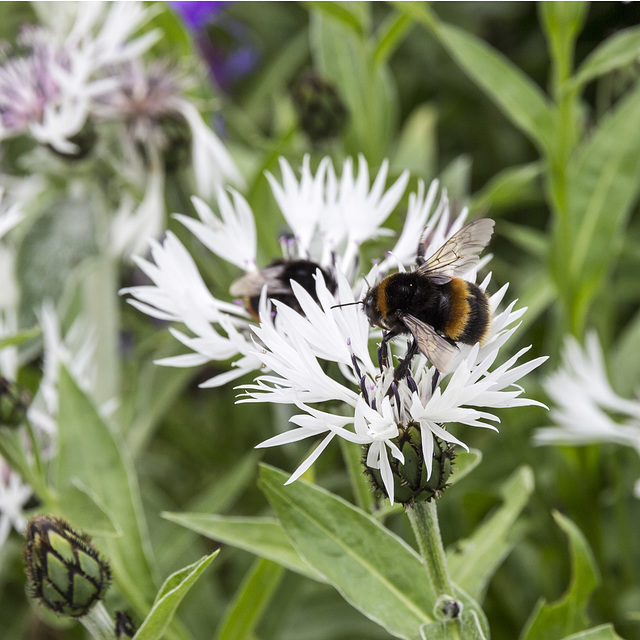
[[0, 188, 24, 380], [94, 59, 243, 199], [534, 332, 640, 496], [124, 155, 409, 387], [27, 304, 97, 442], [0, 1, 158, 153], [0, 460, 32, 549]]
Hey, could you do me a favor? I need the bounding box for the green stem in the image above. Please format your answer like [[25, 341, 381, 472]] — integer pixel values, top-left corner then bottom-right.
[[80, 602, 116, 640], [405, 500, 455, 605]]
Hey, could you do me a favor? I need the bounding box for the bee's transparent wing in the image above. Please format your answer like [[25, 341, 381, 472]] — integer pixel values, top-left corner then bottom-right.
[[416, 218, 494, 283], [401, 314, 459, 373], [229, 265, 291, 297]]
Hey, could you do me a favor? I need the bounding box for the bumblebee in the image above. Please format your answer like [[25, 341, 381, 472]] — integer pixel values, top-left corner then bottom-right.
[[230, 259, 336, 319], [363, 218, 494, 377]]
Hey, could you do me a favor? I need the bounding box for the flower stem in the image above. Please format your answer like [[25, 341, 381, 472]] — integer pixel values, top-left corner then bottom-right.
[[80, 602, 116, 640], [405, 500, 458, 617]]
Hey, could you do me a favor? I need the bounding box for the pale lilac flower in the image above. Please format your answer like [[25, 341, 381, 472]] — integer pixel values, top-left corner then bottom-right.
[[94, 60, 243, 197], [0, 1, 158, 153], [534, 332, 640, 496]]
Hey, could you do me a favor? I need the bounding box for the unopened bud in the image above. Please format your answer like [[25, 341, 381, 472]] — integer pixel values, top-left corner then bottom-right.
[[24, 515, 111, 618], [365, 424, 455, 504], [292, 71, 348, 142]]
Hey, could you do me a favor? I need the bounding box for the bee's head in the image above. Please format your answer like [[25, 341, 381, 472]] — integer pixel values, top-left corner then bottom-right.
[[362, 285, 381, 325]]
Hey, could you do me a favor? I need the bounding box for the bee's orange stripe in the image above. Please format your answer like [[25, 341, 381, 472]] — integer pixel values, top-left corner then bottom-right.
[[376, 276, 390, 318], [445, 278, 470, 341]]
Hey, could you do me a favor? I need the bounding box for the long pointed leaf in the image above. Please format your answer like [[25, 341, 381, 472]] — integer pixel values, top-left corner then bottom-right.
[[134, 552, 218, 640], [447, 466, 534, 601], [397, 3, 555, 154], [215, 559, 284, 640], [520, 512, 599, 640], [162, 512, 317, 580], [55, 365, 157, 611], [259, 464, 434, 639]]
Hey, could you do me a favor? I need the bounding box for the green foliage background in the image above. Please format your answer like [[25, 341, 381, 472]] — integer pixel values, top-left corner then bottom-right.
[[2, 2, 640, 640]]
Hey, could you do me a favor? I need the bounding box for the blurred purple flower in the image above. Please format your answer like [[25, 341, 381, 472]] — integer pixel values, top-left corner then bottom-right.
[[170, 1, 259, 91], [169, 1, 227, 31]]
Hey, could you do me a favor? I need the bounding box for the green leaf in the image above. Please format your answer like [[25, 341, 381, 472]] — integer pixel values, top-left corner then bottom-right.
[[573, 26, 640, 89], [304, 0, 366, 35], [499, 220, 549, 260], [612, 309, 640, 396], [562, 81, 640, 332], [520, 512, 599, 640], [373, 11, 414, 67], [133, 552, 218, 640], [162, 513, 318, 580], [448, 449, 483, 486], [539, 2, 588, 92], [561, 626, 625, 640], [0, 326, 40, 351], [397, 3, 555, 154], [310, 9, 397, 163], [561, 624, 624, 640], [339, 438, 376, 513], [157, 454, 258, 567], [391, 103, 438, 182], [259, 464, 434, 639], [448, 466, 534, 601], [57, 480, 120, 537], [55, 365, 157, 612], [470, 163, 544, 216], [215, 559, 284, 640]]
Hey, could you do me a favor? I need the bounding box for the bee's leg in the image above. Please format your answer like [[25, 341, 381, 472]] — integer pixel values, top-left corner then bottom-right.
[[431, 369, 440, 395], [393, 339, 419, 381], [378, 330, 398, 372]]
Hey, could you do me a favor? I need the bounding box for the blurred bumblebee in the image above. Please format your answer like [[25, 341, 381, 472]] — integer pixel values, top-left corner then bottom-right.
[[363, 218, 494, 377], [230, 259, 336, 319]]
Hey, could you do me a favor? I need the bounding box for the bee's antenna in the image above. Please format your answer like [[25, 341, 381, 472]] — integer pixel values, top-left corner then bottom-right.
[[330, 301, 363, 310]]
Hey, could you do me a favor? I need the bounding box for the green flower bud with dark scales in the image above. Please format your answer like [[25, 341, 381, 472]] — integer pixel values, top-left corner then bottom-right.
[[115, 610, 137, 638], [364, 423, 456, 504], [24, 515, 111, 618], [0, 377, 31, 427], [291, 71, 349, 142]]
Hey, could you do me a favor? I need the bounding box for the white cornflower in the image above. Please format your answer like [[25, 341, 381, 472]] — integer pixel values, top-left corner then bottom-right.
[[0, 460, 32, 549], [125, 154, 546, 502], [534, 332, 640, 496], [27, 304, 97, 442], [124, 155, 410, 387], [244, 266, 547, 503]]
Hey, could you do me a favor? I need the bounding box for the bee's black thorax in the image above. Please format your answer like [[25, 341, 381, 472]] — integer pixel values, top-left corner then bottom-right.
[[247, 259, 335, 317], [367, 272, 489, 345]]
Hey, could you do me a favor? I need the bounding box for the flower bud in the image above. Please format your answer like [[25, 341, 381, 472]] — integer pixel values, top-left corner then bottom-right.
[[115, 610, 137, 638], [0, 377, 31, 427], [365, 424, 455, 504], [24, 515, 111, 618], [291, 71, 349, 142]]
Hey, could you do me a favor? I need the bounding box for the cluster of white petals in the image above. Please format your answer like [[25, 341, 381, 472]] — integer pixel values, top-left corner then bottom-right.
[[0, 301, 98, 550], [0, 1, 159, 153], [126, 153, 547, 502], [245, 271, 546, 503], [534, 333, 640, 496], [125, 155, 409, 387]]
